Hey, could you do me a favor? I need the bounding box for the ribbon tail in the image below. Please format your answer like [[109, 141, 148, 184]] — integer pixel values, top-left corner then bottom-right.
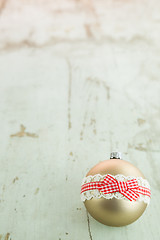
[[136, 186, 151, 197], [121, 189, 140, 201], [81, 182, 104, 194]]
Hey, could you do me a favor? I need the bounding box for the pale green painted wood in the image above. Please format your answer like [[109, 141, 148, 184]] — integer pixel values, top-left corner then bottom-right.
[[0, 0, 160, 240]]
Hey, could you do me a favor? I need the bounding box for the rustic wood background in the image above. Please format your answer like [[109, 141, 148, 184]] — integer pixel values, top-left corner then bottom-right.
[[0, 0, 160, 239]]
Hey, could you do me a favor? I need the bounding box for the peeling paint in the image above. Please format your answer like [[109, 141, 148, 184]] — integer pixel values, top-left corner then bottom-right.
[[135, 143, 147, 151], [87, 77, 100, 86], [137, 118, 146, 126], [34, 188, 39, 195], [80, 113, 87, 140], [10, 124, 38, 138], [69, 152, 73, 156], [90, 118, 96, 125], [5, 233, 10, 240], [93, 128, 96, 135], [84, 24, 93, 38], [12, 176, 19, 184], [102, 82, 110, 100], [128, 143, 147, 151]]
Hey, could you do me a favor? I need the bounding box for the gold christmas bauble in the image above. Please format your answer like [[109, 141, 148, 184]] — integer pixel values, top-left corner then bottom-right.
[[81, 152, 151, 227]]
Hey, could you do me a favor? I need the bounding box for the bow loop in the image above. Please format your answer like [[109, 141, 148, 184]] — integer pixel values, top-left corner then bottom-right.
[[126, 179, 139, 189], [100, 175, 140, 201]]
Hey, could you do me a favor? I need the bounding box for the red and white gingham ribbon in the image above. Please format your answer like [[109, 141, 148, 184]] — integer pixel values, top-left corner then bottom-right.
[[81, 174, 151, 201]]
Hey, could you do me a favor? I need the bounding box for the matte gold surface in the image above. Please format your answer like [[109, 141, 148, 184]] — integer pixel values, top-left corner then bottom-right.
[[84, 159, 147, 227]]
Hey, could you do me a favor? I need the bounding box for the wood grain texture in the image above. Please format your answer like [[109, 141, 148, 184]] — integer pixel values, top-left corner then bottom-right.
[[0, 0, 160, 239]]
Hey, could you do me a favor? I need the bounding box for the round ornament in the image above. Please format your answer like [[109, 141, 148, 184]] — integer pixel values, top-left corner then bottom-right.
[[80, 152, 151, 227]]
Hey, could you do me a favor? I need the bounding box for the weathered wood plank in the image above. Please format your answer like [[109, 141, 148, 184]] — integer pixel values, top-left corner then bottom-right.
[[0, 0, 160, 239]]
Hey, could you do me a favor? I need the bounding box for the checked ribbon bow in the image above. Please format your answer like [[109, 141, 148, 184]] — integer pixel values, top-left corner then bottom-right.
[[81, 174, 151, 201]]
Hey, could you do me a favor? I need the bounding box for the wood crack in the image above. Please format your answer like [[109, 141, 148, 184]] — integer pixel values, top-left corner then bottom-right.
[[66, 58, 72, 130], [86, 211, 93, 240]]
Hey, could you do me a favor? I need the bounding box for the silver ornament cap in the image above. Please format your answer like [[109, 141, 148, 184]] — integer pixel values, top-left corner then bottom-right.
[[110, 152, 122, 159]]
